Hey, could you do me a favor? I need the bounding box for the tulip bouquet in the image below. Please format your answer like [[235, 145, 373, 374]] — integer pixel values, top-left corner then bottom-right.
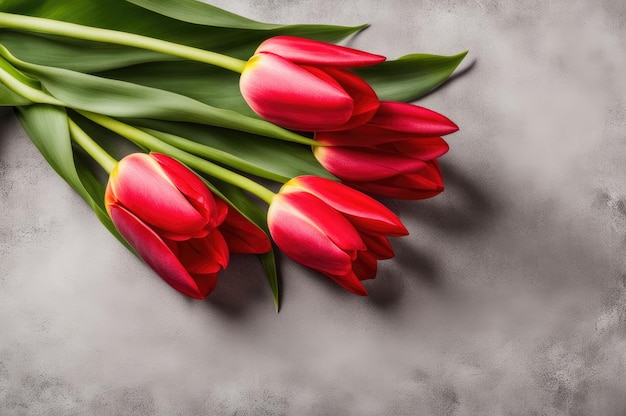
[[0, 0, 466, 310]]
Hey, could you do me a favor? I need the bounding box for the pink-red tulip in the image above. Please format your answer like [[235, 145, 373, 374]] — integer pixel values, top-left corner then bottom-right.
[[267, 175, 408, 295], [105, 153, 270, 299], [314, 101, 457, 199], [240, 36, 385, 132]]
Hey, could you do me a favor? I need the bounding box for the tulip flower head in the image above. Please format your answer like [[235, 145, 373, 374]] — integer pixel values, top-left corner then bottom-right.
[[314, 101, 458, 199], [240, 36, 385, 132], [267, 176, 408, 295], [105, 153, 270, 299]]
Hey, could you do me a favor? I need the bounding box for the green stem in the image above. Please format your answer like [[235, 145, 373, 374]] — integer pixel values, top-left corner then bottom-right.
[[67, 118, 117, 174], [0, 43, 321, 148], [78, 111, 276, 204], [139, 127, 289, 183], [0, 12, 247, 73], [0, 55, 64, 105]]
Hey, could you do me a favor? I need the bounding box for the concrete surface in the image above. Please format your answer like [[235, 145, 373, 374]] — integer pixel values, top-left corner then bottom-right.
[[2, 0, 626, 415]]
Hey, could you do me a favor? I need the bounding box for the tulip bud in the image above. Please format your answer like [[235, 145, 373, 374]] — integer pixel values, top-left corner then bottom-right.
[[105, 153, 270, 298], [267, 176, 407, 295], [314, 101, 457, 199], [240, 36, 384, 132]]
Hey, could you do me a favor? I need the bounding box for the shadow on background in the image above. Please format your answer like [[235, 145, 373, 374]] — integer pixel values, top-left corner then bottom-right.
[[0, 108, 16, 155], [366, 161, 501, 309], [392, 161, 499, 235], [201, 254, 275, 320]]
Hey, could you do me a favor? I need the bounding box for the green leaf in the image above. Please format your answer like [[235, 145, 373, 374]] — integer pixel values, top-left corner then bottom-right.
[[0, 0, 365, 71], [125, 0, 279, 29], [259, 251, 280, 312], [96, 52, 468, 119], [0, 31, 177, 73], [0, 82, 30, 106], [0, 52, 37, 106], [15, 104, 129, 248], [1, 49, 315, 145], [129, 118, 335, 181], [355, 52, 468, 102], [99, 61, 255, 117], [204, 178, 280, 312]]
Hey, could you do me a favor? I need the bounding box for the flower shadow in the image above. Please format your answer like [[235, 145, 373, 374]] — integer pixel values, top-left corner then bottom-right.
[[0, 107, 15, 151], [202, 254, 276, 319], [364, 161, 500, 309], [365, 239, 442, 311], [391, 160, 499, 235]]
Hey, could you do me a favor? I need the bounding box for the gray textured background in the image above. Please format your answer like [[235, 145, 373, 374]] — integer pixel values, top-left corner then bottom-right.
[[2, 0, 626, 415]]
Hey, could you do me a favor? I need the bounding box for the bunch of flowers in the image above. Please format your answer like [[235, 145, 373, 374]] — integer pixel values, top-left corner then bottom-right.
[[0, 0, 466, 310]]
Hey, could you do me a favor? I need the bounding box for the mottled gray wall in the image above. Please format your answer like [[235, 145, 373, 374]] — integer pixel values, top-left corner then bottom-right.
[[2, 0, 626, 415]]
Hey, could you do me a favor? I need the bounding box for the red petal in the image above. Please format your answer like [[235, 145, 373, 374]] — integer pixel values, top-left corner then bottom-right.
[[175, 230, 229, 274], [150, 153, 220, 226], [368, 101, 459, 135], [316, 125, 410, 146], [314, 145, 427, 181], [352, 251, 378, 281], [219, 208, 271, 254], [360, 233, 394, 259], [108, 154, 208, 238], [109, 204, 213, 299], [350, 160, 444, 200], [321, 67, 379, 131], [323, 269, 369, 295], [283, 176, 408, 236], [268, 192, 364, 275], [240, 52, 353, 131], [213, 197, 229, 227], [256, 36, 385, 68], [188, 272, 218, 298], [385, 137, 449, 161], [318, 123, 457, 146]]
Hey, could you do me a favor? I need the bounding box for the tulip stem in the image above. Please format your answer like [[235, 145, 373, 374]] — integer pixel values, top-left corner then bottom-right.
[[0, 55, 64, 106], [0, 12, 247, 73], [67, 119, 117, 174], [138, 127, 290, 183], [78, 111, 276, 204]]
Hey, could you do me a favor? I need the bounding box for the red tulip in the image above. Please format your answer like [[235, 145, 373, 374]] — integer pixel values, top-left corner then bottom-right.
[[239, 36, 385, 132], [350, 160, 446, 200], [267, 176, 408, 295], [105, 153, 270, 299], [314, 101, 457, 199]]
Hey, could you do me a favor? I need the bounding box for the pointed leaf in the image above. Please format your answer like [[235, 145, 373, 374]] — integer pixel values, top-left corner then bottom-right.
[[0, 0, 365, 71], [125, 0, 279, 29], [354, 52, 468, 102], [15, 104, 129, 249]]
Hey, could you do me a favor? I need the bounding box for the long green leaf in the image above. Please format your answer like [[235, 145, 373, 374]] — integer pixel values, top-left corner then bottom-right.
[[0, 31, 176, 73], [0, 48, 316, 145], [95, 52, 468, 120], [0, 0, 365, 71], [15, 104, 128, 248], [355, 52, 468, 102], [125, 0, 279, 29], [0, 82, 30, 105], [100, 61, 254, 117], [129, 118, 334, 181]]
